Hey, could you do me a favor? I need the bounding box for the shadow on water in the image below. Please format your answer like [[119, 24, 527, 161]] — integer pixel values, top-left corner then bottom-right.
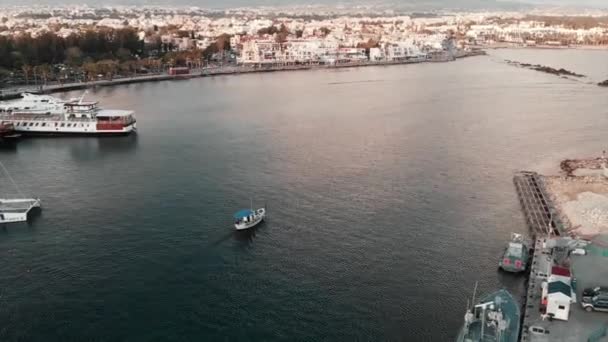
[[14, 134, 140, 161], [0, 213, 41, 235], [0, 140, 18, 153], [209, 221, 266, 248]]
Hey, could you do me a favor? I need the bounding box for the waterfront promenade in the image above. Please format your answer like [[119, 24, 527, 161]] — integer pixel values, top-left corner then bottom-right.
[[0, 51, 483, 100]]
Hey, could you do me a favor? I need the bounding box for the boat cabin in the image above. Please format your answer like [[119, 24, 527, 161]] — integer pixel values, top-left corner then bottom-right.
[[65, 101, 99, 118], [96, 110, 136, 130], [234, 209, 254, 224]]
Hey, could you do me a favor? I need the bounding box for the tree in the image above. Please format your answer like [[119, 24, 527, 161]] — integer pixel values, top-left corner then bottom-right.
[[82, 62, 98, 81], [116, 47, 132, 62], [215, 34, 231, 52], [65, 46, 83, 66], [34, 64, 51, 84], [22, 64, 32, 84], [295, 29, 304, 38]]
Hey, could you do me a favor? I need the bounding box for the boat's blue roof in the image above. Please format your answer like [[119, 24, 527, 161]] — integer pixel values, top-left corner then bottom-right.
[[234, 209, 254, 219]]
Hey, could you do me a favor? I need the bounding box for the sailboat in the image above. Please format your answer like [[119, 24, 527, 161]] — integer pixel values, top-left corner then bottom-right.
[[233, 199, 266, 230], [0, 160, 41, 224]]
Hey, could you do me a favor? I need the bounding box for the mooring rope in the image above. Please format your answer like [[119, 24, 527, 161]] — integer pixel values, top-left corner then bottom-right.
[[0, 160, 25, 198]]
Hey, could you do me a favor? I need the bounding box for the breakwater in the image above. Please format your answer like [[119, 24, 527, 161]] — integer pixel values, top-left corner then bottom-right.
[[505, 60, 585, 78]]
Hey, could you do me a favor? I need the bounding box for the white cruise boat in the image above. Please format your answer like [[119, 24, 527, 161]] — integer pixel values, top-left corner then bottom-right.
[[0, 93, 136, 135]]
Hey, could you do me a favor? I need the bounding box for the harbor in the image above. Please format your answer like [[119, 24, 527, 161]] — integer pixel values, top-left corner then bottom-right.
[[0, 48, 605, 341], [513, 159, 608, 341]]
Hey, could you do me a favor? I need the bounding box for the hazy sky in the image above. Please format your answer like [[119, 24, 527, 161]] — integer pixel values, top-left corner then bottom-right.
[[3, 0, 607, 9]]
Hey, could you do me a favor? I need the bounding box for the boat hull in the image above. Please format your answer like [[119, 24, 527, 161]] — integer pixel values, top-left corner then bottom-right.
[[0, 198, 41, 224], [6, 122, 136, 136]]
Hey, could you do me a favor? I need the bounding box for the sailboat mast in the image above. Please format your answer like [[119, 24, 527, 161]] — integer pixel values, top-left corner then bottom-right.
[[471, 281, 478, 309]]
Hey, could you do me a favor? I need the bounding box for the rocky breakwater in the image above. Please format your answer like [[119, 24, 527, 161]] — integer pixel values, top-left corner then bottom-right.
[[599, 79, 608, 87], [505, 59, 585, 78]]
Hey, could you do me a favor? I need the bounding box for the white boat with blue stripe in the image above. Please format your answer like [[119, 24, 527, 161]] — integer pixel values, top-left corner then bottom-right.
[[233, 206, 266, 230]]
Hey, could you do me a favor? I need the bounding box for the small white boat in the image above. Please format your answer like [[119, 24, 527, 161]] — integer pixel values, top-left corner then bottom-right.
[[0, 198, 41, 223], [234, 207, 266, 230], [0, 160, 41, 224]]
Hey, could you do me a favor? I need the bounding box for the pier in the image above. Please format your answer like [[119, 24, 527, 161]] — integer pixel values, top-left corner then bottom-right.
[[514, 170, 608, 341], [513, 171, 561, 341], [513, 171, 561, 237]]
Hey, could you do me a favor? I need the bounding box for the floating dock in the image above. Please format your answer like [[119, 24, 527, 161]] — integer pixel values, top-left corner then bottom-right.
[[0, 198, 41, 223]]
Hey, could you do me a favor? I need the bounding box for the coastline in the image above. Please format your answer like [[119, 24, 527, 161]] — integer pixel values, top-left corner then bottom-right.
[[0, 51, 484, 100], [481, 43, 608, 51]]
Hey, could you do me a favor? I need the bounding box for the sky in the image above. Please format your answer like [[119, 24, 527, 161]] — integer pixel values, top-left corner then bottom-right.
[[2, 0, 607, 9]]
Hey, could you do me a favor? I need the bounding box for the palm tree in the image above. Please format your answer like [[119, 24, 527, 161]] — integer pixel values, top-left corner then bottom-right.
[[21, 64, 32, 85], [36, 64, 51, 85]]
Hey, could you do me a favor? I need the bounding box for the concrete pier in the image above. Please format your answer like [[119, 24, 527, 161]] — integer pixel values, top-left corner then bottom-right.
[[513, 171, 561, 237]]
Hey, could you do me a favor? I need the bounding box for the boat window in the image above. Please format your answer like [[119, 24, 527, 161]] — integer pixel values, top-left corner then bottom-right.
[[558, 305, 565, 310], [507, 243, 523, 257], [35, 123, 39, 126], [41, 123, 46, 127], [60, 123, 65, 127], [55, 123, 58, 127], [29, 122, 34, 126]]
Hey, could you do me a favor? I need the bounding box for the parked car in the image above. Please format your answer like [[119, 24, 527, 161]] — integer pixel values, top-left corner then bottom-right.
[[581, 295, 608, 312], [582, 287, 608, 300]]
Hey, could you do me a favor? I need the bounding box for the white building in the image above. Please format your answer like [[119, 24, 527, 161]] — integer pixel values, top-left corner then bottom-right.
[[369, 47, 384, 61], [545, 281, 572, 321]]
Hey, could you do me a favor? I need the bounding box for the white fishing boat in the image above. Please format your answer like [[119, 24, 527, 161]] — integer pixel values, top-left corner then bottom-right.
[[0, 161, 41, 224], [233, 201, 266, 230]]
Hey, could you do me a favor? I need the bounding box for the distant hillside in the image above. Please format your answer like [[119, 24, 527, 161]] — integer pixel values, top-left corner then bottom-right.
[[0, 0, 604, 10]]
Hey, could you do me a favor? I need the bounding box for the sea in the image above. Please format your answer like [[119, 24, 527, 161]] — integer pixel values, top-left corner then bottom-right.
[[1, 48, 607, 341]]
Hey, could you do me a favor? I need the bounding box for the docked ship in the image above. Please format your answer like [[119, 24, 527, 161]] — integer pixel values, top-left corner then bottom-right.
[[498, 233, 529, 273], [0, 93, 136, 135], [457, 289, 521, 342]]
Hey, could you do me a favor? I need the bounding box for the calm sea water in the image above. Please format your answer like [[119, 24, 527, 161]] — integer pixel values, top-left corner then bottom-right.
[[1, 49, 607, 341]]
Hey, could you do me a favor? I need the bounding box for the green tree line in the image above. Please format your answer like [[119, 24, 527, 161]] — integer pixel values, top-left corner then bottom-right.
[[0, 28, 143, 70]]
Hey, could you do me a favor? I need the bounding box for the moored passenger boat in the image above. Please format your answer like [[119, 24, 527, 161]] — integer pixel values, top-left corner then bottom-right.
[[0, 93, 136, 136]]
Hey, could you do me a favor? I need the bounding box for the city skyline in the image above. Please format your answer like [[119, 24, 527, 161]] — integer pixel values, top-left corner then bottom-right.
[[2, 0, 608, 10]]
